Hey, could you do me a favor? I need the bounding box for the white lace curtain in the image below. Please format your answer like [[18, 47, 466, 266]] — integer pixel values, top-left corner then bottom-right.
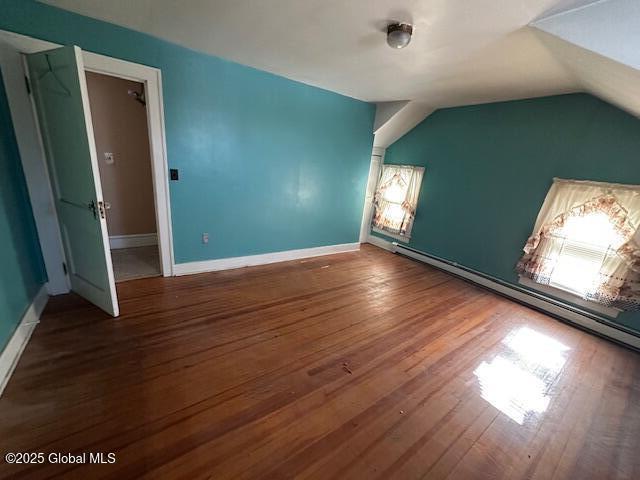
[[517, 178, 640, 311], [372, 164, 424, 238]]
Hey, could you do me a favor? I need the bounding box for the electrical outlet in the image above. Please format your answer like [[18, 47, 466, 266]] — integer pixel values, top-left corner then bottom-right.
[[202, 233, 209, 244], [104, 152, 115, 165]]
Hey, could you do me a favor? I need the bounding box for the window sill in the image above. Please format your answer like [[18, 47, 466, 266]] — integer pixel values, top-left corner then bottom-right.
[[372, 227, 410, 243], [518, 276, 620, 318]]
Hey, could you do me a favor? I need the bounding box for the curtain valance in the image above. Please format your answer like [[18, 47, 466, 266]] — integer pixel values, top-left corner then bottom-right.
[[517, 178, 640, 311]]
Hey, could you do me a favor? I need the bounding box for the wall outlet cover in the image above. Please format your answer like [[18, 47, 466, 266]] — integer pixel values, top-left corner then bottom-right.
[[104, 152, 115, 164]]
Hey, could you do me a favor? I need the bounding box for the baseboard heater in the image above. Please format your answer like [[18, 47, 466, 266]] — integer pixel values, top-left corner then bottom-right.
[[391, 242, 640, 351]]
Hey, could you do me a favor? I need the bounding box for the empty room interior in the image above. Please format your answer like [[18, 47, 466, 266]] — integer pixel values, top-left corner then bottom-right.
[[0, 1, 639, 478]]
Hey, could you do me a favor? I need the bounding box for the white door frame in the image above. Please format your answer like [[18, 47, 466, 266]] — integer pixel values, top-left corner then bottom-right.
[[82, 52, 175, 277], [0, 30, 175, 289], [359, 146, 385, 243]]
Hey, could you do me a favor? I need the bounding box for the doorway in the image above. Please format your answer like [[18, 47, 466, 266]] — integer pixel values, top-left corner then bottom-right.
[[0, 30, 174, 316], [85, 72, 161, 282]]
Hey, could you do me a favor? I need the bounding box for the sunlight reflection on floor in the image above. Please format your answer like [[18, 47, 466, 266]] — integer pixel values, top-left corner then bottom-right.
[[474, 327, 570, 425]]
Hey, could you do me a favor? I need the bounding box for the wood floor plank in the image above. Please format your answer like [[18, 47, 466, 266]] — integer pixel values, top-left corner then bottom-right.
[[0, 244, 639, 479]]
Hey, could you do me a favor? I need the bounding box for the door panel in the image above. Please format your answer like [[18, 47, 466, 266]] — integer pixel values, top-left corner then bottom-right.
[[27, 46, 118, 316]]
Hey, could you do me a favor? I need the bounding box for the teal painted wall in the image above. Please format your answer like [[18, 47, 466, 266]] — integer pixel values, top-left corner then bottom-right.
[[0, 0, 374, 263], [0, 68, 46, 350], [375, 93, 640, 332]]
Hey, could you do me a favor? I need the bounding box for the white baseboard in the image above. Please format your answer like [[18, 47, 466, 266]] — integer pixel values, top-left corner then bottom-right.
[[366, 234, 395, 251], [173, 242, 360, 276], [367, 238, 640, 350], [109, 233, 157, 249], [0, 286, 48, 396]]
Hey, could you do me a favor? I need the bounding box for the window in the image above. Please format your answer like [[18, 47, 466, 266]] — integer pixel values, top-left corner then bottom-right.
[[547, 212, 623, 298], [372, 165, 424, 240], [517, 179, 640, 312]]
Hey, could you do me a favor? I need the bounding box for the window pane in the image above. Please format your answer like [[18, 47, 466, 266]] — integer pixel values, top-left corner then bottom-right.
[[560, 212, 624, 249], [383, 181, 407, 203], [372, 165, 424, 238], [549, 212, 623, 297], [550, 240, 606, 296]]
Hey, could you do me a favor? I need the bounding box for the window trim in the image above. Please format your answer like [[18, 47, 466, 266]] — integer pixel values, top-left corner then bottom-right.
[[518, 275, 620, 318], [371, 226, 410, 243]]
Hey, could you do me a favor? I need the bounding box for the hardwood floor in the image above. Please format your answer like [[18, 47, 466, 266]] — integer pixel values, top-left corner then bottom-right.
[[1, 244, 639, 479]]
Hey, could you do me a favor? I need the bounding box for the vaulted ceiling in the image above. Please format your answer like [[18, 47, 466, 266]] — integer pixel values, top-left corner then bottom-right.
[[40, 0, 639, 146], [41, 0, 591, 105], [533, 0, 640, 119]]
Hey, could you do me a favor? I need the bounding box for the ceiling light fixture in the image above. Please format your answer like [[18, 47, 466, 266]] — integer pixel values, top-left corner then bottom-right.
[[387, 22, 413, 49]]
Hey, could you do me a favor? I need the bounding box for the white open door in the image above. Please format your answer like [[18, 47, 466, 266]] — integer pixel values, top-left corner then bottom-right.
[[26, 46, 119, 316]]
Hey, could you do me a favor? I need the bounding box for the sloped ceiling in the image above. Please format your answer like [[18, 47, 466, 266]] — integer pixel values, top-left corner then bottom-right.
[[41, 0, 583, 106], [533, 30, 640, 119], [379, 0, 640, 147], [39, 0, 638, 146], [373, 102, 435, 148], [532, 0, 640, 118], [532, 0, 640, 70]]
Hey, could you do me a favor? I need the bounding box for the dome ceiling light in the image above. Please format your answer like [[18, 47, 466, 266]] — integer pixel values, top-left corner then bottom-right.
[[387, 22, 413, 49]]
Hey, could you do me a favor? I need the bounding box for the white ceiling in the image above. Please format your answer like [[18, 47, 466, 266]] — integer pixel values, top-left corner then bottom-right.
[[534, 30, 640, 119], [533, 0, 640, 118], [533, 0, 640, 70], [40, 0, 597, 107]]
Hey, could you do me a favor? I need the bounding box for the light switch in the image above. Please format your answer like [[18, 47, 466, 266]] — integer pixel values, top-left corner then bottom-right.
[[104, 152, 115, 165]]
